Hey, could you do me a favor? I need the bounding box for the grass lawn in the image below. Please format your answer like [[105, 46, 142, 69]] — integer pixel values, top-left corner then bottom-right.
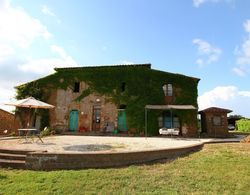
[[0, 143, 249, 194]]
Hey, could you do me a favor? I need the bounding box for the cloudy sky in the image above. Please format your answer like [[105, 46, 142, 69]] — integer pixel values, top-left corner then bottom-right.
[[0, 0, 250, 117]]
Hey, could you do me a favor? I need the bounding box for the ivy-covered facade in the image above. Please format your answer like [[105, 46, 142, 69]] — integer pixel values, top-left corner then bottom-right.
[[16, 63, 200, 136]]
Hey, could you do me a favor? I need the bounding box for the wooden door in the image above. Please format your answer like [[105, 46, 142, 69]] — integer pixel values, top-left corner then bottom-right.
[[92, 107, 101, 131], [69, 110, 79, 132]]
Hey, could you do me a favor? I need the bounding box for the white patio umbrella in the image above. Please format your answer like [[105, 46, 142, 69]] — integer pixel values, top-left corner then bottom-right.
[[5, 97, 55, 128]]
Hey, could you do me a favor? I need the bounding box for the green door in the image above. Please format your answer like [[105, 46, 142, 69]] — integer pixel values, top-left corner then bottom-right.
[[69, 110, 79, 132], [118, 110, 128, 131]]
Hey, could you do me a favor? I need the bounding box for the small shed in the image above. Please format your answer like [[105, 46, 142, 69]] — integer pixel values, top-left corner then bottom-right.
[[199, 107, 232, 137], [0, 108, 19, 135]]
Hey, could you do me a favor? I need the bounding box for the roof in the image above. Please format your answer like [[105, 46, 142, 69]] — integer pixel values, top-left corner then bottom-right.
[[54, 63, 151, 71], [198, 107, 232, 114], [0, 108, 14, 115], [145, 105, 197, 110], [16, 63, 200, 88]]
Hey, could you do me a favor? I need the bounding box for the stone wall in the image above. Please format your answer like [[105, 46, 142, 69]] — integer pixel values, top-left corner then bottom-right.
[[25, 143, 204, 170], [50, 81, 117, 133]]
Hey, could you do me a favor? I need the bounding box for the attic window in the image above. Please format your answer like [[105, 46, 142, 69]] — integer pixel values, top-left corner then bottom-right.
[[162, 84, 173, 96], [73, 82, 80, 93], [167, 84, 173, 96], [121, 82, 126, 92]]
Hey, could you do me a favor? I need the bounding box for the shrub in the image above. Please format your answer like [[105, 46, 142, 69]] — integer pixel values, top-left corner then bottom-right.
[[236, 119, 250, 133], [40, 127, 55, 137]]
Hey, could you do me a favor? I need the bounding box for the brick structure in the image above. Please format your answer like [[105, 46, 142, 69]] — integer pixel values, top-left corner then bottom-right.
[[0, 109, 19, 135], [50, 88, 117, 133], [199, 107, 232, 137]]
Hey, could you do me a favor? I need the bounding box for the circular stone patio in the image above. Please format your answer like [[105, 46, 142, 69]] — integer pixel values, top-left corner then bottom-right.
[[0, 135, 202, 153], [4, 135, 244, 170]]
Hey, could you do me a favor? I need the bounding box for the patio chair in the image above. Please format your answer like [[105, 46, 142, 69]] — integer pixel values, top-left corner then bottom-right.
[[30, 129, 44, 143]]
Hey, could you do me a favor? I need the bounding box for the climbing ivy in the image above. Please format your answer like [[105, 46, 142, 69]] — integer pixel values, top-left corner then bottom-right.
[[16, 65, 199, 135]]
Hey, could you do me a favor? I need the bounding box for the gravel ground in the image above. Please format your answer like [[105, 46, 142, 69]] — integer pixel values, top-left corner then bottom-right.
[[0, 135, 244, 153]]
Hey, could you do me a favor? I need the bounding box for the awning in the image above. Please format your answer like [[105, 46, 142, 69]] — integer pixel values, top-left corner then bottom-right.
[[145, 105, 197, 110], [144, 104, 197, 137]]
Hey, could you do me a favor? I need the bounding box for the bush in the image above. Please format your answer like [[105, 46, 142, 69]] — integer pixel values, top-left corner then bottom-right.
[[236, 119, 250, 133], [40, 127, 55, 137]]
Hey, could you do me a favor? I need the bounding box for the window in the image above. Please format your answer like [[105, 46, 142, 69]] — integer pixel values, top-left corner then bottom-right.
[[163, 84, 173, 96], [163, 112, 179, 128], [119, 104, 127, 109], [73, 82, 80, 93], [167, 84, 173, 96], [121, 82, 126, 92], [213, 116, 222, 126], [173, 117, 180, 128]]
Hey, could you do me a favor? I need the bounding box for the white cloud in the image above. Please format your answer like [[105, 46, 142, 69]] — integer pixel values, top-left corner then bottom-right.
[[193, 0, 206, 7], [232, 67, 246, 77], [233, 19, 250, 76], [120, 60, 135, 65], [0, 44, 14, 63], [0, 85, 16, 112], [238, 91, 250, 97], [198, 86, 250, 117], [244, 19, 250, 33], [0, 0, 10, 10], [41, 5, 55, 17], [193, 38, 222, 67], [193, 0, 234, 8], [41, 5, 61, 24], [18, 45, 78, 74], [0, 0, 51, 49], [0, 1, 75, 108]]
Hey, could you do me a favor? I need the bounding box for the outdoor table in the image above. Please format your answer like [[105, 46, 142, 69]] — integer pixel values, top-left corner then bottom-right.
[[18, 128, 43, 143]]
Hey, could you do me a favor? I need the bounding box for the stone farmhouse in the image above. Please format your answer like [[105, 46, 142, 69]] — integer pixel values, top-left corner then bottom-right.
[[16, 64, 200, 136]]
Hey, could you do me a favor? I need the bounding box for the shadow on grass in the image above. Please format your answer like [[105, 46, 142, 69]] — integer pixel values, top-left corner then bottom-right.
[[0, 174, 7, 180]]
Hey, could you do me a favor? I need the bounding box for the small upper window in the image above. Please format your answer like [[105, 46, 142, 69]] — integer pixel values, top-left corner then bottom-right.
[[121, 82, 126, 92], [167, 84, 173, 96], [73, 82, 80, 93], [163, 84, 173, 96]]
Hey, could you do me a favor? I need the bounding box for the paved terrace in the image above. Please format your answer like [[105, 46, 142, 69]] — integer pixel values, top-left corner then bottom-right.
[[0, 135, 244, 153]]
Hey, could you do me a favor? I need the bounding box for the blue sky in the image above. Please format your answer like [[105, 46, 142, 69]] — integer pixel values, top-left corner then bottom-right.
[[0, 0, 250, 117]]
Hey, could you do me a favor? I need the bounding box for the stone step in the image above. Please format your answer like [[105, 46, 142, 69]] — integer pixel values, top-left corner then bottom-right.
[[0, 152, 26, 161], [0, 148, 33, 155], [0, 159, 26, 169]]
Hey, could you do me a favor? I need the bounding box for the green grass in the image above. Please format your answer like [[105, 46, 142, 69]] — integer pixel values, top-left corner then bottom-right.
[[0, 143, 249, 194]]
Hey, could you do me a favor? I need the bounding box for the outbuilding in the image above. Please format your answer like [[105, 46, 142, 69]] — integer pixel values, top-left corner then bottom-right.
[[0, 108, 19, 135], [199, 107, 232, 137]]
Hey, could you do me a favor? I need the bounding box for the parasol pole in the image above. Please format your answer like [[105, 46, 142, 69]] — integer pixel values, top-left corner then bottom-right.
[[27, 106, 31, 128]]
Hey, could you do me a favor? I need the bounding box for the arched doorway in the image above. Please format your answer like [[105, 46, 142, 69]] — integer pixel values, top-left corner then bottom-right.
[[69, 110, 79, 132]]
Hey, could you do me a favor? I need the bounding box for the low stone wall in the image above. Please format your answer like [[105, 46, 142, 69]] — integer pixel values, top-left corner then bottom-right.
[[25, 143, 203, 170]]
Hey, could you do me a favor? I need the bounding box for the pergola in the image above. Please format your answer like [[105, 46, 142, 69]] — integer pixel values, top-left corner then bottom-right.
[[144, 104, 197, 137]]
